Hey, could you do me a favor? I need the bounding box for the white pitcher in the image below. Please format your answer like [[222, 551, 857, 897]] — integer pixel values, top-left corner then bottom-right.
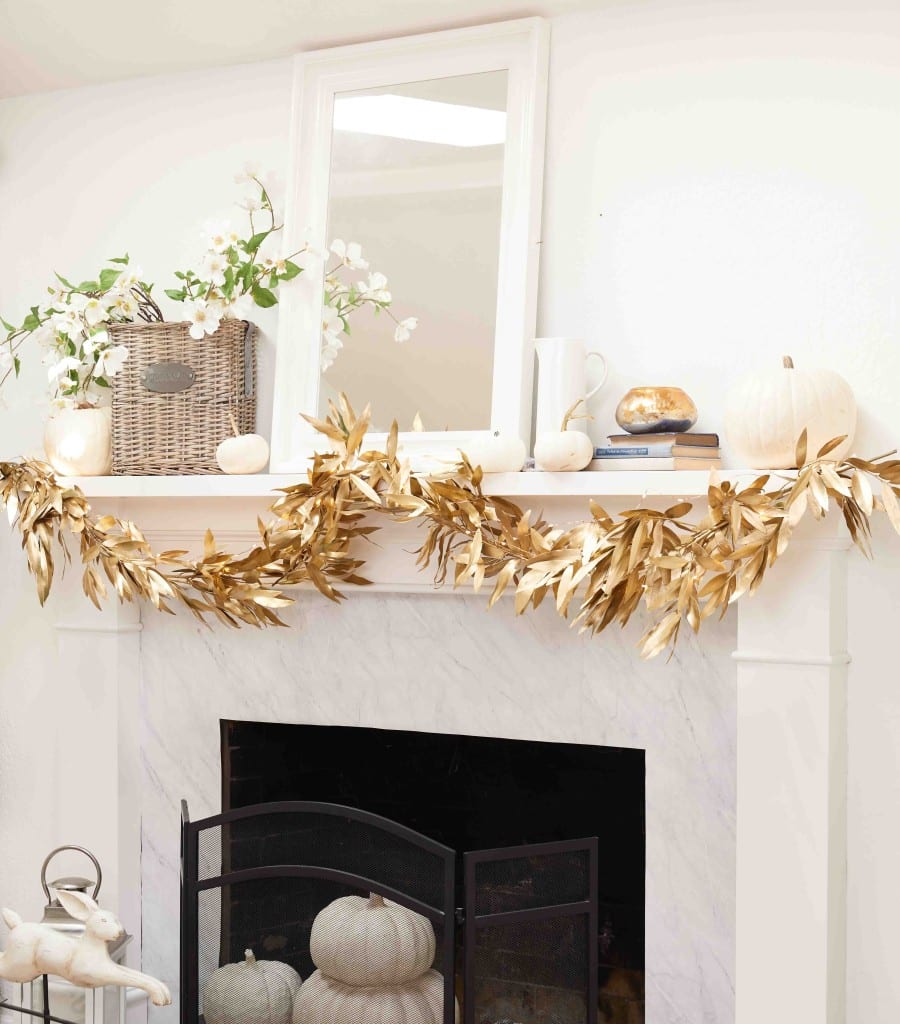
[[535, 338, 608, 435]]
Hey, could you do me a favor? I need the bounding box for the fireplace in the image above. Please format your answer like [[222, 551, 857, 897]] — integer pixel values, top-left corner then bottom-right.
[[179, 721, 646, 1024]]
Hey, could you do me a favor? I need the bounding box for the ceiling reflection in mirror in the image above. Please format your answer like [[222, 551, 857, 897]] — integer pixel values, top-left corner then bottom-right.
[[319, 71, 508, 432]]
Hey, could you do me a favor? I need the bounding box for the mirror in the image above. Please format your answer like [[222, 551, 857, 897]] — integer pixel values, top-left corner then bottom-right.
[[270, 19, 549, 470], [320, 72, 508, 433]]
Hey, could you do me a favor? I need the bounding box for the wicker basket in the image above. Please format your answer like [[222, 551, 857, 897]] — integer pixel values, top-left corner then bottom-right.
[[109, 319, 256, 475]]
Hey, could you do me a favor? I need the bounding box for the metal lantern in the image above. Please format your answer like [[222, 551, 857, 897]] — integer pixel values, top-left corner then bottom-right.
[[16, 847, 132, 1024]]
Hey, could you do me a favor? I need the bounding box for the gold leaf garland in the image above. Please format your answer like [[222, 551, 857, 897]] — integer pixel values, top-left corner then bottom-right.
[[1, 396, 899, 658]]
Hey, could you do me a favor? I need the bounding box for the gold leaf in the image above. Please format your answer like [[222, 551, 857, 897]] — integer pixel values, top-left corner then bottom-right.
[[795, 428, 808, 468], [880, 481, 900, 535], [851, 470, 874, 516], [816, 435, 847, 459]]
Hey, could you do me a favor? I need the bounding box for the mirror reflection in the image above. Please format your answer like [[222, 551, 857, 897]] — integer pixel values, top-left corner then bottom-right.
[[318, 71, 508, 432]]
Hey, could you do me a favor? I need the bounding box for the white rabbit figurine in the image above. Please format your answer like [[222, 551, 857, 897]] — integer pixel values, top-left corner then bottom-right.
[[0, 889, 171, 1006]]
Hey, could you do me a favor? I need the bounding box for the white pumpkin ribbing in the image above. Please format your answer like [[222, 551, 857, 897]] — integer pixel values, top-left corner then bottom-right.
[[309, 894, 435, 987], [725, 355, 857, 470], [204, 949, 302, 1024], [292, 969, 459, 1024]]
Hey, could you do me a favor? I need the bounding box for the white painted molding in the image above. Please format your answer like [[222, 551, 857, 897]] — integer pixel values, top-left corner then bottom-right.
[[732, 649, 851, 667]]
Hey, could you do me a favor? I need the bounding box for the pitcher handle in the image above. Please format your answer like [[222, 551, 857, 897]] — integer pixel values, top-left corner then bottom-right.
[[585, 351, 609, 401]]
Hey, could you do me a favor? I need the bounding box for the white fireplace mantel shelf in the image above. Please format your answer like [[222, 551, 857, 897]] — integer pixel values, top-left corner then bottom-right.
[[48, 465, 849, 1024], [65, 468, 778, 501]]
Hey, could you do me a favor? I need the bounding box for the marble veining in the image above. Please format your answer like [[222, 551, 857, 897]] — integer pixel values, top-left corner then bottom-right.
[[139, 592, 737, 1023]]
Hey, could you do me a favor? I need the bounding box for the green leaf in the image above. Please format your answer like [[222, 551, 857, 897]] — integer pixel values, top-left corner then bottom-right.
[[280, 260, 303, 281], [99, 267, 121, 290], [245, 231, 270, 254], [1, 315, 15, 333], [94, 376, 110, 388], [77, 280, 99, 292], [13, 356, 20, 377], [269, 272, 278, 289], [251, 284, 278, 308], [108, 254, 130, 265], [22, 312, 41, 332], [54, 271, 75, 290], [165, 288, 186, 302], [223, 267, 235, 299]]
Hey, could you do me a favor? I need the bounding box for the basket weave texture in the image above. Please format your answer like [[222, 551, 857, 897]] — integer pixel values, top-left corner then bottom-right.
[[109, 319, 256, 475]]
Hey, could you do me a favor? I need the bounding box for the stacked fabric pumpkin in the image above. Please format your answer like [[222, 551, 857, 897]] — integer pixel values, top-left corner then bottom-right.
[[293, 893, 459, 1024]]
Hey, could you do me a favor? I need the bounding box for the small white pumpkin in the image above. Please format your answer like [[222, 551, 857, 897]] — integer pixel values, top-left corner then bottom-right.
[[533, 399, 594, 472], [216, 413, 270, 474], [309, 893, 435, 987], [458, 432, 526, 473], [292, 968, 459, 1024], [204, 949, 302, 1024], [725, 356, 857, 469]]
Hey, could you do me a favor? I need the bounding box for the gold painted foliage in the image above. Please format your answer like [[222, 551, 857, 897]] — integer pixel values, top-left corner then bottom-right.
[[1, 400, 899, 658]]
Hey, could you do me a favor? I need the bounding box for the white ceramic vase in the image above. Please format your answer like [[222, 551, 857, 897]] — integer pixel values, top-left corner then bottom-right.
[[534, 337, 608, 436], [44, 406, 112, 476]]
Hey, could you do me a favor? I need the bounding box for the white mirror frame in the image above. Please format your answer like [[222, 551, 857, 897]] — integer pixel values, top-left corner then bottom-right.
[[270, 17, 550, 471]]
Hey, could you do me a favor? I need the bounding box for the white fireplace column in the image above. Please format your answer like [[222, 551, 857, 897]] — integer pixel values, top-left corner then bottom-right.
[[49, 505, 146, 1024], [734, 516, 849, 1024]]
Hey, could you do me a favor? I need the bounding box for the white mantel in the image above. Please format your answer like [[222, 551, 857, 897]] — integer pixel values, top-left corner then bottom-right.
[[39, 473, 848, 1024]]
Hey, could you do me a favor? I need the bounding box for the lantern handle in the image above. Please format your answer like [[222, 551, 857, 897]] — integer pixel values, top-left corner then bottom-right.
[[40, 845, 102, 903]]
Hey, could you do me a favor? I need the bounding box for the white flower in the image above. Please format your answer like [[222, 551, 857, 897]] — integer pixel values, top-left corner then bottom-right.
[[330, 239, 368, 270], [82, 329, 110, 356], [83, 296, 111, 326], [94, 344, 129, 379], [48, 356, 82, 382], [324, 274, 348, 296], [50, 396, 77, 412], [224, 293, 253, 320], [49, 310, 84, 340], [201, 252, 228, 286], [0, 350, 12, 373], [321, 336, 343, 372], [205, 222, 233, 254], [185, 299, 222, 340], [115, 266, 142, 290], [47, 286, 67, 304], [394, 316, 419, 343], [234, 161, 263, 185], [237, 194, 263, 213], [359, 271, 391, 304], [111, 292, 139, 317]]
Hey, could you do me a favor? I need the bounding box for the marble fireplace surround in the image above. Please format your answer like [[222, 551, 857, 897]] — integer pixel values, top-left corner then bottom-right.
[[49, 479, 850, 1024]]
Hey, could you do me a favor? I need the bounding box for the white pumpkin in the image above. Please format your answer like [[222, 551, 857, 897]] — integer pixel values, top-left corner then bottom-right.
[[533, 430, 593, 472], [292, 968, 459, 1024], [204, 949, 302, 1024], [44, 406, 112, 476], [725, 356, 857, 469], [310, 893, 434, 987], [216, 433, 270, 474], [458, 432, 526, 473]]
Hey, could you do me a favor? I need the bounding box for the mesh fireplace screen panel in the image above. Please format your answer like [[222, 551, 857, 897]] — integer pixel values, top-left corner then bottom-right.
[[472, 916, 590, 1024], [184, 803, 457, 1024], [195, 809, 448, 909]]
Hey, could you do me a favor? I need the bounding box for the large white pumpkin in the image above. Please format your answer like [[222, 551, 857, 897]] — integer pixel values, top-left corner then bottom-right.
[[725, 356, 857, 469], [309, 893, 435, 987], [292, 968, 459, 1024], [203, 949, 302, 1024]]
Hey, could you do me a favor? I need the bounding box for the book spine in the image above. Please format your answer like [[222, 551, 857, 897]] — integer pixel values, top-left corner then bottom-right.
[[594, 446, 673, 458]]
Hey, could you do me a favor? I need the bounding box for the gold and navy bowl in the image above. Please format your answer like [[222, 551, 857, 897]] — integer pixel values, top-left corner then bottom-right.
[[615, 387, 698, 434]]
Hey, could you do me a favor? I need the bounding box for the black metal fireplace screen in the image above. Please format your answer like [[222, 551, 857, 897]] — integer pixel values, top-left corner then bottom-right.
[[181, 800, 598, 1024]]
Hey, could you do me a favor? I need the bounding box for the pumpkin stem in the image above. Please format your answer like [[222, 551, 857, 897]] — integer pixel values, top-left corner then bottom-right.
[[783, 356, 795, 369], [368, 893, 386, 908], [244, 949, 257, 965], [561, 398, 593, 432], [229, 411, 240, 438]]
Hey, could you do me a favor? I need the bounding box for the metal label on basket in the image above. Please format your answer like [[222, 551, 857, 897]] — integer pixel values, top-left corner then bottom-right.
[[141, 361, 196, 393]]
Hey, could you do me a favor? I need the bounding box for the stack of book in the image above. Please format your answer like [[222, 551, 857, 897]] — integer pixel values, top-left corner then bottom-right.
[[589, 432, 720, 470]]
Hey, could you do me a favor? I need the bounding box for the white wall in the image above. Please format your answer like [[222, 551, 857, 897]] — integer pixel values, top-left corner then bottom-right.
[[2, 2, 900, 1022]]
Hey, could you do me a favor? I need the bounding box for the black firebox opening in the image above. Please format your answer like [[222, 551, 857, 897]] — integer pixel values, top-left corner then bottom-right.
[[221, 720, 646, 1022]]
